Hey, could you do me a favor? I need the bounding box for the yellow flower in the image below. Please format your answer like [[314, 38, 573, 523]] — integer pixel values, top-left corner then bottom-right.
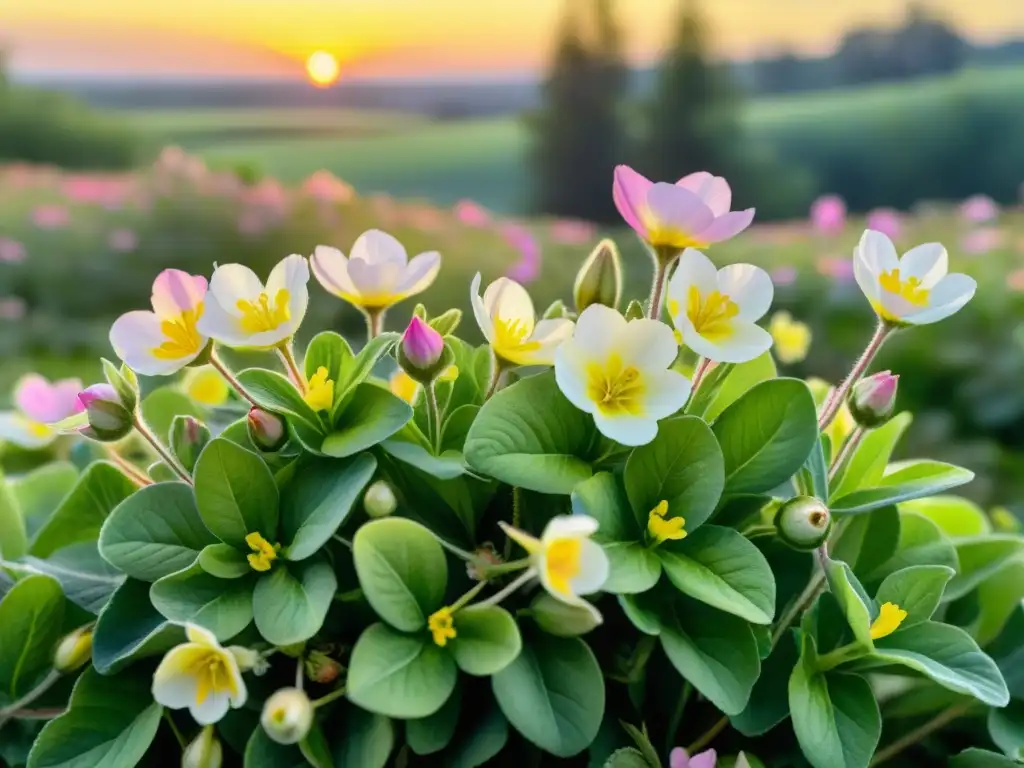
[[646, 500, 687, 544], [389, 370, 419, 404], [428, 607, 457, 647], [990, 507, 1020, 533], [869, 602, 907, 640], [185, 366, 230, 406], [246, 532, 280, 572], [152, 624, 247, 725], [304, 366, 334, 412], [769, 311, 811, 364]]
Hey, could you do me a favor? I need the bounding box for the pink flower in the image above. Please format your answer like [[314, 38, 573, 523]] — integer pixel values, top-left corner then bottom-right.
[[15, 374, 85, 423], [771, 265, 798, 285], [550, 218, 596, 245], [961, 227, 1004, 255], [78, 383, 119, 409], [816, 255, 854, 283], [865, 208, 902, 240], [850, 370, 899, 426], [0, 297, 26, 320], [612, 166, 754, 251], [1007, 269, 1024, 292], [244, 179, 287, 212], [454, 199, 491, 227], [401, 316, 444, 370], [810, 194, 846, 235], [31, 204, 70, 230], [670, 747, 717, 768], [502, 223, 541, 283], [960, 194, 999, 223], [237, 210, 266, 237], [302, 170, 354, 203], [108, 229, 138, 253], [0, 238, 26, 263]]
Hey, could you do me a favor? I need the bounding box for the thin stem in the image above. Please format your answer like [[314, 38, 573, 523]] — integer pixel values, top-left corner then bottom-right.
[[647, 255, 672, 320], [104, 446, 152, 487], [870, 702, 974, 766], [209, 348, 259, 407], [434, 536, 475, 561], [133, 413, 192, 485], [276, 343, 306, 393], [686, 713, 729, 755], [451, 581, 487, 612], [665, 682, 693, 757], [818, 322, 892, 430], [690, 357, 713, 391], [504, 487, 523, 561], [7, 707, 64, 720], [364, 309, 385, 340], [829, 426, 867, 483], [477, 568, 537, 608], [162, 709, 187, 749], [478, 558, 533, 578], [426, 384, 443, 454], [332, 534, 353, 549], [771, 570, 826, 647], [312, 685, 347, 709], [815, 641, 866, 672], [0, 670, 62, 730], [295, 657, 305, 690], [484, 353, 505, 400]]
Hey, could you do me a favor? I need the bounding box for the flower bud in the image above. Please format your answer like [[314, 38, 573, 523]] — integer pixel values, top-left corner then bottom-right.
[[774, 496, 832, 551], [573, 238, 622, 313], [428, 308, 462, 337], [261, 687, 314, 745], [171, 415, 210, 473], [542, 299, 571, 320], [304, 650, 343, 684], [623, 299, 645, 321], [247, 407, 287, 452], [77, 384, 133, 442], [101, 357, 139, 412], [848, 371, 899, 428], [398, 316, 452, 384], [182, 725, 223, 768], [363, 480, 397, 519], [54, 627, 92, 673]]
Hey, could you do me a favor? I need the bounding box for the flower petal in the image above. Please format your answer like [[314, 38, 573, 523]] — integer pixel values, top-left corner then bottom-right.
[[190, 690, 231, 726], [613, 165, 652, 234], [266, 253, 310, 298], [618, 318, 679, 370], [14, 374, 82, 423], [854, 254, 881, 304], [111, 311, 199, 376], [0, 412, 54, 449], [185, 624, 220, 647], [349, 229, 409, 268], [554, 342, 596, 413], [667, 248, 720, 320], [856, 230, 900, 277], [644, 184, 714, 238], [570, 538, 610, 595], [640, 368, 692, 420], [571, 304, 627, 359], [470, 273, 494, 343], [704, 322, 774, 364], [208, 264, 265, 318], [395, 251, 442, 297], [899, 243, 948, 289], [153, 645, 205, 708], [498, 521, 542, 554], [543, 514, 600, 543], [718, 263, 774, 322], [514, 318, 574, 366], [151, 269, 207, 320], [310, 245, 359, 299], [677, 172, 732, 216], [903, 273, 977, 325], [484, 277, 535, 332], [698, 209, 755, 243], [196, 297, 248, 348], [592, 411, 658, 447]]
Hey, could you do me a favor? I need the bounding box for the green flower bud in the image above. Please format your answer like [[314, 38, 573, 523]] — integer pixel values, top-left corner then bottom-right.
[[775, 496, 832, 551], [363, 480, 397, 519], [54, 627, 92, 673], [182, 725, 223, 768], [170, 415, 210, 473], [261, 688, 314, 745], [542, 299, 572, 320], [573, 239, 622, 313], [848, 371, 899, 428], [247, 408, 287, 452], [78, 384, 133, 442], [101, 358, 139, 413], [529, 592, 601, 637], [623, 299, 645, 321], [428, 308, 462, 337], [304, 650, 342, 684]]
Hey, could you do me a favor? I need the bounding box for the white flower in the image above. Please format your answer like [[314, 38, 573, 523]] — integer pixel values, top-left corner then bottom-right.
[[152, 624, 247, 726], [854, 230, 976, 325], [197, 254, 309, 349], [0, 374, 83, 449], [501, 515, 609, 621], [311, 229, 440, 312], [666, 248, 774, 364], [554, 304, 690, 446], [110, 269, 209, 376], [470, 273, 574, 366]]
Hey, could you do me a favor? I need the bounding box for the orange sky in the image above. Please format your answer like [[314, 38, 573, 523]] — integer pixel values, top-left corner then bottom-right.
[[3, 0, 1022, 79]]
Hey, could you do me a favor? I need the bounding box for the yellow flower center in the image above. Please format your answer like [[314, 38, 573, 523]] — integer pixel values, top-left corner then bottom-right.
[[236, 290, 291, 334], [185, 648, 239, 705], [685, 286, 738, 342], [245, 531, 280, 572], [304, 366, 335, 412], [879, 269, 929, 308], [27, 420, 51, 438], [492, 317, 541, 362], [641, 210, 709, 251], [646, 500, 687, 544], [869, 601, 907, 640], [585, 353, 645, 416], [152, 305, 205, 360], [769, 312, 811, 365], [389, 370, 419, 404], [428, 607, 457, 647], [544, 537, 582, 596]]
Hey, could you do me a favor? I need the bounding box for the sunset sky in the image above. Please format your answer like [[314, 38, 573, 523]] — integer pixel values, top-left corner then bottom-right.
[[3, 0, 1022, 80]]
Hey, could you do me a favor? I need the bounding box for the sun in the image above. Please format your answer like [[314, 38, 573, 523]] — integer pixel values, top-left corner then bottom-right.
[[305, 51, 340, 88]]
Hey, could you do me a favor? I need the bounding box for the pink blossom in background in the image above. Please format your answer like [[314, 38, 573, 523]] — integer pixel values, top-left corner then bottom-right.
[[202, 172, 244, 198], [501, 222, 541, 283], [550, 218, 596, 245], [1007, 269, 1024, 292], [454, 199, 491, 227], [237, 210, 266, 237], [15, 374, 83, 422], [960, 194, 999, 223], [750, 222, 805, 246], [816, 254, 854, 283], [243, 178, 288, 213], [108, 228, 138, 253], [369, 194, 399, 227], [809, 194, 846, 235], [0, 297, 26, 320], [0, 238, 26, 263], [31, 204, 70, 229], [404, 204, 447, 233], [961, 227, 1004, 255], [771, 265, 798, 286], [61, 176, 132, 209], [302, 170, 355, 203], [865, 208, 902, 240]]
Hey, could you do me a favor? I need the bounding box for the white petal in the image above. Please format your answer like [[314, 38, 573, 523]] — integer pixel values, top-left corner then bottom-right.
[[516, 318, 574, 366], [666, 249, 719, 321], [484, 277, 536, 331], [185, 624, 220, 647], [856, 230, 899, 277], [151, 270, 207, 320], [349, 229, 409, 268], [717, 264, 773, 322], [904, 273, 977, 325], [110, 311, 198, 376], [899, 243, 948, 289], [592, 412, 658, 447], [704, 322, 774, 364], [196, 297, 249, 347], [554, 342, 596, 413], [572, 304, 627, 359], [0, 412, 54, 449], [310, 245, 359, 299], [571, 539, 611, 595], [617, 318, 679, 370], [266, 254, 310, 298], [208, 264, 265, 318], [854, 254, 881, 304], [152, 671, 199, 710], [542, 514, 600, 543], [641, 369, 692, 420], [190, 691, 231, 726], [395, 251, 441, 297], [470, 273, 494, 343]]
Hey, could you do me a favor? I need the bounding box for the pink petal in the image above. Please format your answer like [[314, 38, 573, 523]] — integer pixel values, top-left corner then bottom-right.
[[670, 747, 691, 768], [14, 374, 56, 423], [612, 165, 653, 235], [690, 749, 718, 768], [151, 269, 207, 318], [697, 208, 755, 243], [645, 183, 714, 236], [677, 172, 732, 216]]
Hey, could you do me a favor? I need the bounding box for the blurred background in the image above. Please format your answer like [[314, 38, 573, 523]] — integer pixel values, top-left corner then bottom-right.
[[1, 0, 1023, 503]]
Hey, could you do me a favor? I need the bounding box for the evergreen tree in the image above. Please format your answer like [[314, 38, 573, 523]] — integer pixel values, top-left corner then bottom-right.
[[529, 0, 627, 223]]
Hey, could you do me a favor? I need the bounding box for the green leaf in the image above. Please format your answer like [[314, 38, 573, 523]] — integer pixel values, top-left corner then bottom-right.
[[602, 542, 662, 595], [252, 557, 337, 645], [688, 352, 776, 422], [26, 667, 162, 768], [868, 621, 1009, 706], [831, 506, 900, 582], [441, 404, 479, 453], [657, 596, 761, 715], [304, 331, 354, 398], [150, 562, 254, 641], [98, 481, 216, 581], [141, 387, 203, 442], [14, 462, 78, 541], [346, 622, 458, 719], [406, 685, 460, 755], [788, 660, 880, 768], [795, 434, 829, 501], [379, 440, 465, 480], [0, 471, 26, 560], [944, 535, 1024, 602], [618, 591, 663, 636], [465, 371, 610, 494], [624, 416, 724, 533], [280, 454, 376, 560], [92, 578, 184, 674], [445, 697, 509, 768], [198, 543, 250, 578], [530, 592, 603, 637], [731, 631, 800, 737], [0, 574, 64, 702], [491, 634, 604, 758], [30, 462, 136, 558], [333, 332, 400, 412], [875, 565, 955, 628], [950, 748, 1024, 767], [322, 384, 413, 458], [352, 517, 447, 632], [903, 495, 991, 538], [244, 727, 307, 768], [237, 368, 323, 428], [712, 379, 818, 495], [332, 704, 395, 768], [24, 543, 123, 614], [830, 411, 913, 500], [830, 460, 975, 516], [863, 511, 958, 585], [823, 559, 875, 648], [603, 748, 653, 768], [450, 605, 522, 676], [658, 525, 776, 624], [988, 700, 1024, 760], [975, 559, 1024, 646], [299, 725, 334, 768], [194, 438, 280, 548]]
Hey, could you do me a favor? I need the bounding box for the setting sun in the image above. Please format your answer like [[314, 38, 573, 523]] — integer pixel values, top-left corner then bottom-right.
[[305, 51, 340, 87]]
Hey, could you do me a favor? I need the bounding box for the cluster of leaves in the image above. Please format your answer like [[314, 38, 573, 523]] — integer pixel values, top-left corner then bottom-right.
[[1, 317, 1023, 768]]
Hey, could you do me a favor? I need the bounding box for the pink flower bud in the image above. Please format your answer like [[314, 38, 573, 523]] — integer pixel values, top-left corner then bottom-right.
[[78, 383, 119, 409], [247, 407, 287, 451], [401, 316, 444, 370], [848, 370, 899, 427]]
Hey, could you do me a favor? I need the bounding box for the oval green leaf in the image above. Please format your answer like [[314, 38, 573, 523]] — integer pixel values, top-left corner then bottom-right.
[[321, 384, 412, 458], [194, 438, 280, 548], [450, 605, 522, 676], [150, 562, 254, 641], [252, 557, 337, 645], [92, 578, 185, 674], [0, 574, 64, 702], [830, 460, 975, 516]]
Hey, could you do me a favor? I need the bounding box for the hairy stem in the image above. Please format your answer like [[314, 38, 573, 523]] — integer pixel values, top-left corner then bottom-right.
[[104, 446, 152, 487], [276, 343, 306, 393], [364, 309, 385, 341], [426, 383, 443, 454], [484, 353, 505, 400], [476, 569, 537, 608], [209, 347, 259, 407], [162, 709, 187, 749], [133, 413, 192, 485], [647, 254, 672, 320], [312, 686, 348, 709], [818, 322, 892, 430], [828, 426, 866, 483]]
